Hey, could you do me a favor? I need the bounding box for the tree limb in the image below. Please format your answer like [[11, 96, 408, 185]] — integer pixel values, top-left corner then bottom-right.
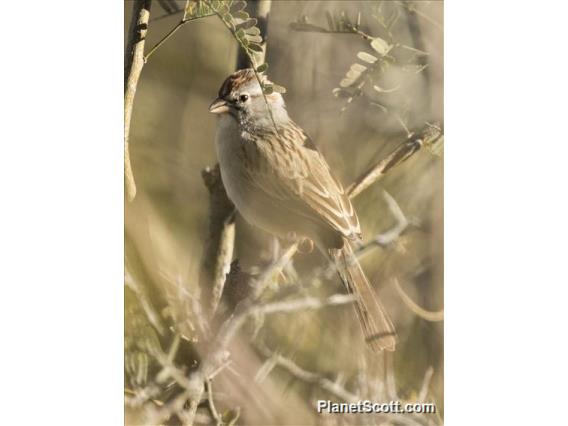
[[124, 0, 152, 202], [347, 124, 442, 199], [199, 0, 273, 321], [200, 165, 236, 318]]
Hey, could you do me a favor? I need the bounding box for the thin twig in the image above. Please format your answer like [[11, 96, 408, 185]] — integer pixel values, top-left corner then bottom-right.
[[206, 379, 223, 426], [344, 22, 374, 40], [392, 277, 444, 322], [256, 345, 432, 426], [347, 124, 442, 199], [289, 21, 374, 41], [125, 271, 166, 335], [417, 366, 434, 403], [256, 344, 359, 403], [144, 1, 215, 62], [256, 293, 356, 315], [251, 242, 298, 300], [355, 190, 410, 260], [124, 0, 152, 202]]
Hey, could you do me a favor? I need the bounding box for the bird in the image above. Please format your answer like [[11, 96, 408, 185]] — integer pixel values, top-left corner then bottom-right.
[[209, 68, 396, 352]]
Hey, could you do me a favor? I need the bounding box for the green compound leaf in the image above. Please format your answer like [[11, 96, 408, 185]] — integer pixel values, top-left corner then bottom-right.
[[256, 63, 268, 73], [370, 37, 392, 56], [357, 51, 378, 64]]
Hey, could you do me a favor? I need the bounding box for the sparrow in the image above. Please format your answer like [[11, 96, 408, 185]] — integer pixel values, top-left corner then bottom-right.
[[209, 68, 396, 352]]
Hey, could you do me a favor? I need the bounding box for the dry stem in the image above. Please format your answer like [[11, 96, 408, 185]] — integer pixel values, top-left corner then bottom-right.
[[125, 0, 152, 202]]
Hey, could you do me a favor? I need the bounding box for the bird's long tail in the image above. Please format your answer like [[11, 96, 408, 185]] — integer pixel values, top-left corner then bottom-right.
[[332, 241, 397, 352]]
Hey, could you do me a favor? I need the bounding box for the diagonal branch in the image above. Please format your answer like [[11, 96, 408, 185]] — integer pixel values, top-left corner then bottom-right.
[[256, 344, 359, 403], [144, 1, 216, 62], [347, 124, 442, 199]]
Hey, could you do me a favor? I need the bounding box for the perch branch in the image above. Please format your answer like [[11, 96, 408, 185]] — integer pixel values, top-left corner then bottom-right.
[[200, 165, 236, 318], [200, 0, 274, 319], [125, 0, 152, 202]]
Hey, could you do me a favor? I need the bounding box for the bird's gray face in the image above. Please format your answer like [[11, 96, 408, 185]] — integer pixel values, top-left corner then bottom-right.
[[209, 69, 289, 131], [209, 87, 258, 123]]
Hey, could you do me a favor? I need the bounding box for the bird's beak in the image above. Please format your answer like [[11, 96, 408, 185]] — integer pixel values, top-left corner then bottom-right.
[[209, 98, 229, 114]]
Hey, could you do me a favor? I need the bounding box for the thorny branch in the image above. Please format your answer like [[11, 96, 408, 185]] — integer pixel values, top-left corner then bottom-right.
[[255, 344, 435, 426]]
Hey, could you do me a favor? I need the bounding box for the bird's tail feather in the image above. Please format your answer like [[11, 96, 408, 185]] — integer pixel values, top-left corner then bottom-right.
[[332, 242, 397, 352]]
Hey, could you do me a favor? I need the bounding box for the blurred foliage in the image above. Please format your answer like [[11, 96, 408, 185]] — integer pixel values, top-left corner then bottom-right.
[[125, 1, 443, 425]]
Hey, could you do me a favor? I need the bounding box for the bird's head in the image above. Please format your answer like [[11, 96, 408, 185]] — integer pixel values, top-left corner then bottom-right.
[[209, 68, 289, 130]]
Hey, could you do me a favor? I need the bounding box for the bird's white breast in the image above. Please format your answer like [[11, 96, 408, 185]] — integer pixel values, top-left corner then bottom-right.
[[215, 116, 256, 222]]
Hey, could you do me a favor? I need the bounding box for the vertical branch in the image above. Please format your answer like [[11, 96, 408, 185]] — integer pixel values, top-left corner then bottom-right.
[[124, 0, 152, 202], [200, 0, 273, 315], [200, 165, 236, 317]]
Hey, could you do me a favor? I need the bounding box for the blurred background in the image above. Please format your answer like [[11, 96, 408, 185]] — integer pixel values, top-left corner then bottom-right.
[[125, 1, 443, 425]]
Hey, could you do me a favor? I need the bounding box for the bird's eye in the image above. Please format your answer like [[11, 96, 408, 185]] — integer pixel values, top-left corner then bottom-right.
[[239, 94, 249, 102]]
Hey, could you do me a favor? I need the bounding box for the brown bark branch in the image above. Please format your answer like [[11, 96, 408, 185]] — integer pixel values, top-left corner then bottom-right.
[[124, 0, 152, 202], [200, 165, 236, 317], [200, 0, 273, 319], [347, 123, 443, 199]]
